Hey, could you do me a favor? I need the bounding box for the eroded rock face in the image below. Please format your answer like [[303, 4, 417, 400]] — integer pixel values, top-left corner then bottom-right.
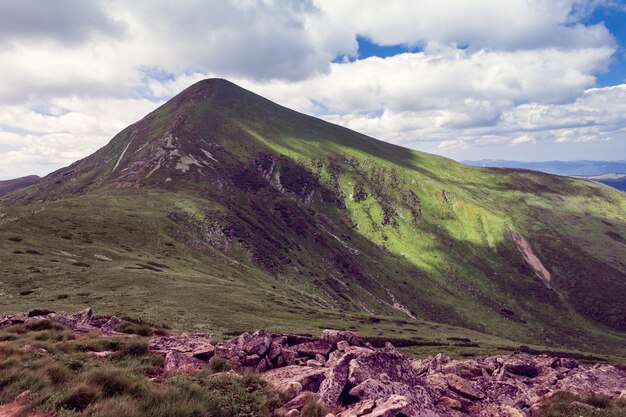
[[3, 309, 626, 417]]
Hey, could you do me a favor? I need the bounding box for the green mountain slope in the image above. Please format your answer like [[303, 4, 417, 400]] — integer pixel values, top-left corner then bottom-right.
[[1, 79, 625, 356]]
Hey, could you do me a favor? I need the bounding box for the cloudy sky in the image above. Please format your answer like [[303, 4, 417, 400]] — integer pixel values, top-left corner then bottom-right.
[[1, 0, 626, 179]]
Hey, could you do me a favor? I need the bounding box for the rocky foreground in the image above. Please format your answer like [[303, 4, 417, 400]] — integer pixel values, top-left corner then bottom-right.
[[1, 309, 625, 417]]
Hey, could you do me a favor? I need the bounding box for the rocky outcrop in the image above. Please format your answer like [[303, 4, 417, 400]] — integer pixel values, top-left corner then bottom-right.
[[2, 309, 625, 417], [0, 308, 127, 335]]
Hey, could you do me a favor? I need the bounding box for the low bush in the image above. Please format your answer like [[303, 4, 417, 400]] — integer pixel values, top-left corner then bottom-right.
[[115, 322, 153, 337], [208, 356, 232, 373], [301, 394, 327, 417]]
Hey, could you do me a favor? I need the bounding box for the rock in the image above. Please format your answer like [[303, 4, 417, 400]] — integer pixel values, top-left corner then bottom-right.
[[262, 365, 328, 394], [321, 329, 360, 346], [337, 341, 350, 351], [244, 330, 272, 355], [446, 374, 485, 401], [319, 352, 356, 404], [555, 364, 626, 397], [425, 353, 450, 374], [149, 334, 215, 360], [348, 351, 421, 387], [256, 357, 268, 373], [72, 307, 93, 325], [282, 347, 300, 366], [285, 410, 300, 417], [438, 396, 463, 410], [242, 354, 261, 366], [343, 348, 442, 416], [276, 355, 286, 367], [383, 342, 397, 353], [267, 342, 283, 360], [361, 394, 409, 417], [307, 360, 324, 367], [293, 340, 334, 357], [163, 351, 204, 376], [284, 381, 303, 401], [315, 353, 327, 365], [99, 316, 125, 332], [504, 358, 540, 377], [283, 392, 321, 413], [351, 399, 376, 415], [86, 350, 115, 358], [556, 357, 579, 369], [479, 380, 528, 408]]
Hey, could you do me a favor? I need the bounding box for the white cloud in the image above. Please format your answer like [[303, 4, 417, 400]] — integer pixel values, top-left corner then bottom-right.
[[0, 0, 625, 178]]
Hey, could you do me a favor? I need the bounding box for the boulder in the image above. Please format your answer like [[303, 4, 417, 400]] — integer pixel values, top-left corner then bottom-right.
[[163, 351, 204, 376], [345, 350, 442, 416], [262, 365, 328, 394], [365, 395, 409, 417], [293, 340, 334, 357], [72, 307, 94, 325], [339, 395, 410, 417], [504, 358, 540, 378], [437, 396, 463, 410], [319, 352, 356, 404], [348, 351, 421, 387], [267, 342, 283, 360], [321, 329, 360, 346], [149, 334, 215, 360], [446, 374, 485, 401], [282, 347, 300, 366], [244, 330, 272, 355]]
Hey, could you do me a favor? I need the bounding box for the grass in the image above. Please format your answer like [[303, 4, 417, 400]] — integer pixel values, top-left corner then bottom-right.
[[539, 391, 626, 417], [0, 323, 282, 417]]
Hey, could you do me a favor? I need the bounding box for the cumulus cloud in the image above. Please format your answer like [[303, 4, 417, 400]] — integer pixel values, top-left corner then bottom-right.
[[0, 0, 625, 178], [0, 0, 124, 45]]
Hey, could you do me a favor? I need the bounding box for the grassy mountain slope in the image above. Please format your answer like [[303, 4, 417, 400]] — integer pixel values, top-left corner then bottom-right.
[[0, 175, 40, 197], [1, 79, 625, 356]]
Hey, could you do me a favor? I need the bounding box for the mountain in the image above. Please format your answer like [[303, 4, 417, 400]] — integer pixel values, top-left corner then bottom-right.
[[1, 79, 625, 357], [463, 159, 626, 176], [0, 175, 40, 197], [575, 174, 626, 192]]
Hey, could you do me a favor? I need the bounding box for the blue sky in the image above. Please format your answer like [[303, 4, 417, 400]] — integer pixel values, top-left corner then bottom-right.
[[585, 5, 626, 86], [1, 0, 626, 179]]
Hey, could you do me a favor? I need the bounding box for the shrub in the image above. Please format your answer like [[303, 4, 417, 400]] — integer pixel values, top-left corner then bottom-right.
[[208, 356, 231, 373], [86, 368, 143, 397], [63, 384, 100, 411], [301, 394, 327, 417], [25, 319, 64, 332], [585, 393, 611, 409], [45, 363, 71, 385], [86, 396, 142, 417], [116, 340, 150, 358], [115, 322, 153, 337]]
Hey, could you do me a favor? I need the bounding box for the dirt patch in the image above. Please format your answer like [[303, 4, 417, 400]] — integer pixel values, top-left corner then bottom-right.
[[507, 228, 551, 287]]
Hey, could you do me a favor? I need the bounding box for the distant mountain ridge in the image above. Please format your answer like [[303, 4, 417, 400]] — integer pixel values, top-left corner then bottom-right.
[[0, 175, 40, 197], [463, 159, 626, 176], [1, 79, 625, 357]]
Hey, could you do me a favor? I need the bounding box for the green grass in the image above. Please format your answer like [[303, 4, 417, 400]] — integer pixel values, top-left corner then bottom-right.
[[538, 391, 626, 417], [0, 323, 282, 417]]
